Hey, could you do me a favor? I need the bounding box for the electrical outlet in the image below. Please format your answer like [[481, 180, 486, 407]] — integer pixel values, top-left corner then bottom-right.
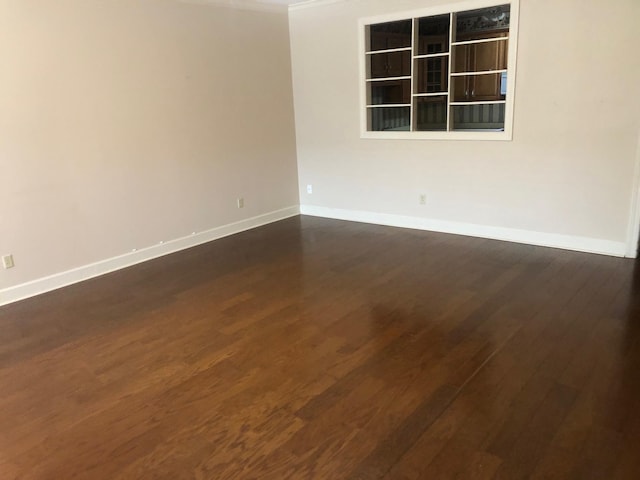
[[307, 185, 313, 194], [237, 197, 244, 208], [419, 194, 427, 205], [2, 254, 15, 269]]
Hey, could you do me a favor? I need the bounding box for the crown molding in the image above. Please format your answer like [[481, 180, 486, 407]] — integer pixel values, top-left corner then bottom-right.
[[289, 0, 349, 12], [176, 0, 288, 14]]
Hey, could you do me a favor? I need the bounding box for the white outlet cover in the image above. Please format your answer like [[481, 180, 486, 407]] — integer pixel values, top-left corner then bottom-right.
[[2, 255, 15, 269], [307, 185, 313, 194]]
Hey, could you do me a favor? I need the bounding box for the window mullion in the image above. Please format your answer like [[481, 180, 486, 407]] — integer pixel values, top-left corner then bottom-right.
[[446, 12, 457, 132], [410, 18, 417, 132]]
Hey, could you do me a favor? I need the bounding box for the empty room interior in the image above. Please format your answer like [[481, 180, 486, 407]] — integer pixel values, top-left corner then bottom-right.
[[2, 0, 640, 478]]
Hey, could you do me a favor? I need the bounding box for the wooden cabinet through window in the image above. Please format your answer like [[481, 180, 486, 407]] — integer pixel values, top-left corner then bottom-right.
[[453, 31, 508, 102]]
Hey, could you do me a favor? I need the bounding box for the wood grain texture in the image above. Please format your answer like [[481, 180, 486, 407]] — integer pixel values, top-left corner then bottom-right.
[[0, 215, 639, 479]]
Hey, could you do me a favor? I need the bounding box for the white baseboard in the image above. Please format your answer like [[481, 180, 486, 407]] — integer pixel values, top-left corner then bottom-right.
[[1, 203, 627, 307], [300, 205, 627, 258], [0, 206, 299, 307]]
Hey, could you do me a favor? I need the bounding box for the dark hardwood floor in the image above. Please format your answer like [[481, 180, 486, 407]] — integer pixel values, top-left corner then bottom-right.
[[1, 215, 639, 479]]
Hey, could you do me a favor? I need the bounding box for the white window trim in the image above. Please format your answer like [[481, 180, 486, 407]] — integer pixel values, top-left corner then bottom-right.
[[358, 0, 519, 141]]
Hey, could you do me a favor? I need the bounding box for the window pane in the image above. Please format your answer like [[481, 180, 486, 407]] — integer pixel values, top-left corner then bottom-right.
[[452, 39, 508, 73], [416, 57, 449, 94], [368, 20, 412, 52], [368, 107, 410, 131], [452, 104, 505, 131], [417, 14, 450, 55], [415, 97, 448, 131], [452, 72, 505, 102], [369, 80, 411, 105], [456, 4, 510, 42], [368, 51, 411, 79]]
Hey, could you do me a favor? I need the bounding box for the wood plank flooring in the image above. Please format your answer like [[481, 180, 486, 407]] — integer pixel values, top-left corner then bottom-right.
[[0, 215, 639, 479]]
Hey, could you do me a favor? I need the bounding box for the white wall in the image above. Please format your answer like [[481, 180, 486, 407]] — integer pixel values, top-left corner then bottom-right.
[[0, 0, 299, 300], [290, 0, 640, 255]]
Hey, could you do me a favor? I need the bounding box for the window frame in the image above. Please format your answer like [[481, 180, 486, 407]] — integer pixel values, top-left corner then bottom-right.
[[359, 0, 519, 141]]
